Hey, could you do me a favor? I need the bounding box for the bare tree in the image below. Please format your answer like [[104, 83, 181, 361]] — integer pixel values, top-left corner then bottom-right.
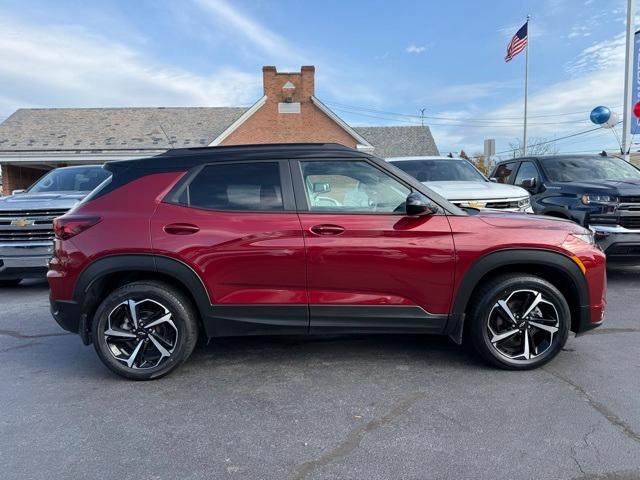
[[508, 137, 559, 157]]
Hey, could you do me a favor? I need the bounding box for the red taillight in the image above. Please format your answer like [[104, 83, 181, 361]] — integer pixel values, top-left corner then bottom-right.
[[53, 215, 101, 240]]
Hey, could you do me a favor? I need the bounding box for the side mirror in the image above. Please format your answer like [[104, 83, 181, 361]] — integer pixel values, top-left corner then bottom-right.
[[489, 177, 498, 183], [312, 182, 331, 194], [520, 178, 536, 190], [11, 189, 25, 195], [406, 192, 435, 216]]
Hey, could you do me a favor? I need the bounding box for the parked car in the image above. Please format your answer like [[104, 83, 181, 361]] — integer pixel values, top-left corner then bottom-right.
[[48, 144, 606, 380], [490, 155, 640, 262], [0, 165, 110, 286], [388, 156, 532, 212]]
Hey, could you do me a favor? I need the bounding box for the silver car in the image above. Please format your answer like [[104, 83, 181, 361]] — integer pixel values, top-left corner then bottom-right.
[[388, 156, 533, 212]]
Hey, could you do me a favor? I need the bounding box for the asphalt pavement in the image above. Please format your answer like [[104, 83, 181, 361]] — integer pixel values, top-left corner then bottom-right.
[[1, 267, 639, 479]]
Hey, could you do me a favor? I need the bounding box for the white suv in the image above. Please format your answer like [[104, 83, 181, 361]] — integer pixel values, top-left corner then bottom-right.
[[388, 156, 532, 212]]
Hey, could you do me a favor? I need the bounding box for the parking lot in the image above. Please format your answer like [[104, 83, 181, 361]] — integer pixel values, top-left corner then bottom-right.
[[0, 267, 638, 480]]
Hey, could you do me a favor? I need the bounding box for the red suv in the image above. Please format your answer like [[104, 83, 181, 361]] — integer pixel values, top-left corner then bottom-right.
[[48, 144, 606, 380]]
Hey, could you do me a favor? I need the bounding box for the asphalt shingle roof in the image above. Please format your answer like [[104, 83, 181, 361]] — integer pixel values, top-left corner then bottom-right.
[[0, 107, 248, 151], [0, 108, 439, 158], [353, 126, 439, 158]]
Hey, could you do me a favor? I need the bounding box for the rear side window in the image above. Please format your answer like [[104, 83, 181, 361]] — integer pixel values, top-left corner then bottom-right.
[[493, 162, 518, 184], [180, 162, 284, 211]]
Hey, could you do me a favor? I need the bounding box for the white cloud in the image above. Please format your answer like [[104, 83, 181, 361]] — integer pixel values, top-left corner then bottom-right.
[[405, 44, 427, 54], [0, 14, 262, 117], [432, 34, 626, 154]]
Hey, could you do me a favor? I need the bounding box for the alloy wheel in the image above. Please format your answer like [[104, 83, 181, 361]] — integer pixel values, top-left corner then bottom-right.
[[103, 298, 178, 370], [486, 289, 560, 361]]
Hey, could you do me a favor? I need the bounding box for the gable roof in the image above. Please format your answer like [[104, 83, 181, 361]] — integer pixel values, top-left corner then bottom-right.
[[0, 108, 439, 159], [0, 107, 248, 151], [353, 126, 439, 158]]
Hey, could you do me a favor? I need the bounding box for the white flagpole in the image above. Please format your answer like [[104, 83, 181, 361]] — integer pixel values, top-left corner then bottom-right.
[[622, 0, 636, 161], [523, 15, 530, 156]]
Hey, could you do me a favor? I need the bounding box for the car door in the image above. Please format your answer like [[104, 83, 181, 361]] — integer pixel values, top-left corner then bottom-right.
[[291, 157, 456, 334], [513, 160, 543, 211], [151, 159, 308, 336]]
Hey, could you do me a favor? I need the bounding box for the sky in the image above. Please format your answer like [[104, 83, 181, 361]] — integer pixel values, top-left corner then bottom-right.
[[0, 0, 633, 158]]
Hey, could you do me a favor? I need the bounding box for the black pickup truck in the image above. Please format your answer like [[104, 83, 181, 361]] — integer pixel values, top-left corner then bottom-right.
[[490, 154, 640, 262]]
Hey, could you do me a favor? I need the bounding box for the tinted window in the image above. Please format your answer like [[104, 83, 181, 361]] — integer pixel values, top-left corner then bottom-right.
[[391, 159, 486, 182], [184, 162, 283, 211], [542, 156, 640, 182], [514, 161, 540, 186], [494, 162, 518, 184], [300, 160, 410, 213], [28, 167, 111, 193]]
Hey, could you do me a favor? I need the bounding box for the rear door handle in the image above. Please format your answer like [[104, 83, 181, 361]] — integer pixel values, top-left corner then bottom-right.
[[309, 224, 345, 236], [164, 223, 200, 235]]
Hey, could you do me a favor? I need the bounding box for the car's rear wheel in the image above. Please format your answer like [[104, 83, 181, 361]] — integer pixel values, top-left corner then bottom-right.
[[467, 274, 570, 370], [0, 279, 22, 287], [92, 281, 198, 380]]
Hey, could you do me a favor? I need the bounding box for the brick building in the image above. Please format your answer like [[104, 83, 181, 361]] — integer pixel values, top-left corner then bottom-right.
[[0, 66, 438, 195]]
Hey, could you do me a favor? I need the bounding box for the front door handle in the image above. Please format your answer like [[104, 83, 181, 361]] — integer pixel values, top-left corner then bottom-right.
[[309, 224, 345, 236], [164, 223, 200, 235]]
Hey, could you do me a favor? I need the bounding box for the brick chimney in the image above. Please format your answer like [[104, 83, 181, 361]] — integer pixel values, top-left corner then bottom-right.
[[220, 65, 360, 148], [262, 65, 315, 112]]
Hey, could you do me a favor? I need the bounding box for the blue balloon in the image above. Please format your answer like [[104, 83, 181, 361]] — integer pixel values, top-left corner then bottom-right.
[[590, 106, 611, 125]]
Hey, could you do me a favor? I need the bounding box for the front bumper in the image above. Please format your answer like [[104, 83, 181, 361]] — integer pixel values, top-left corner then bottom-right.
[[0, 242, 53, 279], [589, 224, 640, 263]]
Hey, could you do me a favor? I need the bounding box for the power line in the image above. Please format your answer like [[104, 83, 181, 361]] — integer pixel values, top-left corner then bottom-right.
[[331, 106, 592, 128], [326, 100, 624, 123], [495, 125, 607, 154]]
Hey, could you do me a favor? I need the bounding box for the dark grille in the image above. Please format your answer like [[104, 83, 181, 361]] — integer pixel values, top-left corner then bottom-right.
[[620, 196, 640, 204], [485, 200, 519, 209], [0, 231, 54, 242], [619, 217, 640, 229], [0, 208, 67, 243], [0, 209, 68, 218]]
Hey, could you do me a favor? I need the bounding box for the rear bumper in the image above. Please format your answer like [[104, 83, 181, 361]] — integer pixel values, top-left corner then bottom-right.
[[0, 242, 53, 279], [589, 224, 640, 263]]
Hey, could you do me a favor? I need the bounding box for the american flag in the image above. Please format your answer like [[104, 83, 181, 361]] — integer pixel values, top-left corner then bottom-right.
[[505, 22, 528, 62]]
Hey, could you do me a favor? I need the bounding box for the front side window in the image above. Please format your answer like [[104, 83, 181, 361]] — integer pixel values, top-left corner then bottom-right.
[[392, 159, 487, 182], [300, 160, 410, 213], [494, 162, 517, 184], [542, 156, 640, 182], [514, 161, 540, 186], [182, 162, 283, 211]]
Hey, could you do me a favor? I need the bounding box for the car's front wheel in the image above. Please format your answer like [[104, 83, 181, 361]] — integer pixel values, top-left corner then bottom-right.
[[467, 274, 570, 370], [92, 281, 199, 380]]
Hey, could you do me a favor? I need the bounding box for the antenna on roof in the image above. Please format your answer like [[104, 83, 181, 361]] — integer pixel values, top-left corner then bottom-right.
[[158, 124, 174, 149]]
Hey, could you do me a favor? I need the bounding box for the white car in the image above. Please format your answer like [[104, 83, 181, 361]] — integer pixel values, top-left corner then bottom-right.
[[388, 156, 533, 212]]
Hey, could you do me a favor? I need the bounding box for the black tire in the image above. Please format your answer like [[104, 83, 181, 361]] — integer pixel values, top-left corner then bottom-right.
[[0, 279, 22, 287], [92, 281, 199, 380], [466, 274, 570, 370]]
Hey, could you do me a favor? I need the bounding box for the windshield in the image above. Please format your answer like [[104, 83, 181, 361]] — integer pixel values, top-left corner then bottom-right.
[[542, 156, 640, 182], [391, 159, 487, 182], [28, 167, 111, 193]]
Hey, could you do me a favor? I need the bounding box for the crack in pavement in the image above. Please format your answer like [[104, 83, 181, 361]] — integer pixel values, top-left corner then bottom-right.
[[583, 328, 640, 336], [570, 423, 599, 477], [289, 391, 425, 480], [0, 341, 42, 354], [0, 329, 71, 340], [544, 368, 640, 445]]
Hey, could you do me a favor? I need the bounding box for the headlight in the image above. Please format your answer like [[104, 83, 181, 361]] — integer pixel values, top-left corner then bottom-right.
[[581, 194, 619, 205], [570, 232, 595, 245], [518, 197, 530, 208]]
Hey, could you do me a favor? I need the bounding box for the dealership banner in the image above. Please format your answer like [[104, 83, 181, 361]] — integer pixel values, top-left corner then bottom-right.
[[633, 30, 640, 134]]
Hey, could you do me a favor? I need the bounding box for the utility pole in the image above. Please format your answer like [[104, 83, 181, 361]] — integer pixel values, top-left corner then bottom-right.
[[622, 0, 636, 162], [420, 108, 426, 127]]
